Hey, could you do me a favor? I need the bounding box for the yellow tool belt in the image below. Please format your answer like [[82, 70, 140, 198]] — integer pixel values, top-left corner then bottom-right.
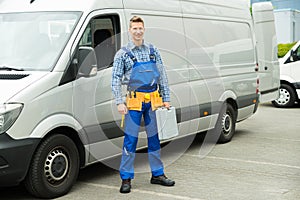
[[126, 90, 163, 111]]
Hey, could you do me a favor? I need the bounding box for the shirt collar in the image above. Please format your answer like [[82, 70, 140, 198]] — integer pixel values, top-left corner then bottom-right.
[[127, 40, 150, 50]]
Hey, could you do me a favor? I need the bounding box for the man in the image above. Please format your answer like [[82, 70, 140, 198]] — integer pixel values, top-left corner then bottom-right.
[[111, 16, 175, 193]]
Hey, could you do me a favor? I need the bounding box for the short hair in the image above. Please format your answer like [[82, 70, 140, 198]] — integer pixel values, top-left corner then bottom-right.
[[129, 16, 144, 28]]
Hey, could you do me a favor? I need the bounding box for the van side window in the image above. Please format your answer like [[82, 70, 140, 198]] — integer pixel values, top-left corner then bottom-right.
[[79, 23, 92, 47], [285, 45, 300, 64], [294, 46, 300, 62], [88, 15, 120, 69], [60, 15, 120, 85]]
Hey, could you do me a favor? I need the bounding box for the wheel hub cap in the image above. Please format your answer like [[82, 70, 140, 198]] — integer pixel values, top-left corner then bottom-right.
[[222, 113, 232, 134], [44, 149, 69, 183], [275, 88, 290, 105]]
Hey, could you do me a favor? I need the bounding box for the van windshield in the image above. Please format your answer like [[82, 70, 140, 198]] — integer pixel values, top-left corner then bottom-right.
[[0, 12, 81, 71]]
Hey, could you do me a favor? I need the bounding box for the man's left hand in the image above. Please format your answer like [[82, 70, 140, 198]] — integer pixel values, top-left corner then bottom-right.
[[163, 102, 170, 109]]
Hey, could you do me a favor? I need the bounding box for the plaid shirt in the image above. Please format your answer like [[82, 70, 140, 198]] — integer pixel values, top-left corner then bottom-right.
[[112, 41, 170, 105]]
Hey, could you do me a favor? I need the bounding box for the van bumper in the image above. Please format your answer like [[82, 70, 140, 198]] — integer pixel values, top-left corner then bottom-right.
[[253, 95, 259, 114], [0, 133, 40, 186]]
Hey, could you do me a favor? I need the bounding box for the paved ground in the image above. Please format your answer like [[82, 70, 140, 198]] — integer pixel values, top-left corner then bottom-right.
[[1, 103, 300, 200]]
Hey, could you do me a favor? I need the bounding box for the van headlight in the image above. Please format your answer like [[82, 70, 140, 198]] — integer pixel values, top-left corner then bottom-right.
[[0, 103, 23, 134]]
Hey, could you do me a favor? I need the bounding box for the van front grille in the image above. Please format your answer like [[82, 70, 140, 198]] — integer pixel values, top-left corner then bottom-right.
[[0, 74, 29, 80]]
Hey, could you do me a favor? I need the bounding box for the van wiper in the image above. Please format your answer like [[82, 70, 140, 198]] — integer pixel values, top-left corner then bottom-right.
[[0, 66, 24, 71]]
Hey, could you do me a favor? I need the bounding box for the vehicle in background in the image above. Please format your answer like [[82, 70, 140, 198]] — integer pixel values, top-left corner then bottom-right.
[[272, 41, 300, 107]]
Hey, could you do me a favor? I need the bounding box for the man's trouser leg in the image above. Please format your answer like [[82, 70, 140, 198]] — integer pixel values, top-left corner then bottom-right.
[[143, 102, 164, 176], [119, 109, 142, 180]]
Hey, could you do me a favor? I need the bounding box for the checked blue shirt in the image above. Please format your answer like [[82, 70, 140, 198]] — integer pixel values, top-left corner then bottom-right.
[[112, 41, 170, 105]]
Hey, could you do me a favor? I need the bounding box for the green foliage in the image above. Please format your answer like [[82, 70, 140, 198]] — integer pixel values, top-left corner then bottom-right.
[[278, 42, 297, 58]]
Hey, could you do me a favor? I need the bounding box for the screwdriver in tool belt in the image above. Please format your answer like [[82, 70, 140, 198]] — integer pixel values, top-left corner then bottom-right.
[[121, 114, 125, 128]]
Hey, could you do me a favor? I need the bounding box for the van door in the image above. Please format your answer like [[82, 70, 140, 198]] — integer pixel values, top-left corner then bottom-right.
[[252, 2, 280, 102], [71, 10, 125, 163]]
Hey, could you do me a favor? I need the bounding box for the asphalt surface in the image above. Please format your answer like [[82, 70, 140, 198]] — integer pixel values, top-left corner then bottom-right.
[[1, 102, 300, 200]]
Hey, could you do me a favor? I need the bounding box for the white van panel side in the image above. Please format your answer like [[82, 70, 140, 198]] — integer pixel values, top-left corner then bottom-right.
[[183, 15, 257, 131], [280, 75, 296, 85], [123, 0, 182, 13], [181, 0, 251, 20]]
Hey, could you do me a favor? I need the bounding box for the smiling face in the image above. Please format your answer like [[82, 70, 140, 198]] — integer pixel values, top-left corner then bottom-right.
[[129, 22, 145, 45]]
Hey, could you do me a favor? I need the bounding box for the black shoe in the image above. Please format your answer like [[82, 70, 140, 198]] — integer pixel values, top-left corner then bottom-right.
[[120, 179, 131, 193], [150, 174, 175, 186]]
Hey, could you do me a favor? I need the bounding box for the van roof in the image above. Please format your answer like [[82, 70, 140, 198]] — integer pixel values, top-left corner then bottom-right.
[[0, 0, 123, 13], [0, 0, 249, 13]]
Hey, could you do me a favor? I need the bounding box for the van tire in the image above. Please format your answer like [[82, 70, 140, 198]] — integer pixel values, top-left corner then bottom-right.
[[272, 84, 296, 108], [216, 103, 236, 144], [24, 134, 79, 199]]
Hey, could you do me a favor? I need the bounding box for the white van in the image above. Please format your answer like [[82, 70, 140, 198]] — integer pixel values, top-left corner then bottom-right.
[[0, 0, 279, 198], [272, 41, 300, 107]]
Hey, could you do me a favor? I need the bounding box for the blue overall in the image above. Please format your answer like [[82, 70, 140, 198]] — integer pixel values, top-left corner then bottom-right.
[[119, 45, 164, 180]]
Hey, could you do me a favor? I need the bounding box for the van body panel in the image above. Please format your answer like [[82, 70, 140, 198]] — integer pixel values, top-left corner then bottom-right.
[[7, 72, 70, 139], [181, 0, 250, 20], [252, 2, 280, 102], [123, 0, 182, 13], [28, 114, 83, 139], [182, 0, 257, 128], [0, 72, 48, 103], [237, 104, 255, 121]]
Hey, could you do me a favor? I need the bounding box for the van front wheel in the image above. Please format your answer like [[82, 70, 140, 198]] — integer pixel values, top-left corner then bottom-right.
[[272, 84, 296, 108], [24, 134, 79, 199]]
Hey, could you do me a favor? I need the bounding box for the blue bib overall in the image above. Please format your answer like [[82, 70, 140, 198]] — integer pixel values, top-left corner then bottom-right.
[[119, 45, 164, 180], [124, 45, 160, 93]]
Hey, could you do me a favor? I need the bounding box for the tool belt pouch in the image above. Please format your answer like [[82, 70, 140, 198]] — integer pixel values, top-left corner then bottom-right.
[[126, 96, 142, 111], [151, 92, 163, 111]]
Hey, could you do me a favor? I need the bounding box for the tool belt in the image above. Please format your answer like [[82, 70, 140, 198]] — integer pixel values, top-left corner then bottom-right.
[[126, 90, 163, 111]]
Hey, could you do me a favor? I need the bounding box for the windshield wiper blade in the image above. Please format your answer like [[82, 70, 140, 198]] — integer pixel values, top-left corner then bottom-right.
[[0, 66, 24, 71]]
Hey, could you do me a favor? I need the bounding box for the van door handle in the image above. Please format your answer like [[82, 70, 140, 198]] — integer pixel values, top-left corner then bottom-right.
[[264, 66, 268, 70]]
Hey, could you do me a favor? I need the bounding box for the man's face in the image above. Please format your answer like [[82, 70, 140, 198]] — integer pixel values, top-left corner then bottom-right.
[[129, 22, 144, 43]]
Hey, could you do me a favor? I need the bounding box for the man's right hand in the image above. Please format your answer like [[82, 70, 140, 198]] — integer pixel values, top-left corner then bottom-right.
[[117, 103, 128, 115]]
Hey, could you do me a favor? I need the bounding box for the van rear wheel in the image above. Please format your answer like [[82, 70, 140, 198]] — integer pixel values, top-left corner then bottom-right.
[[24, 134, 79, 199], [216, 103, 236, 144]]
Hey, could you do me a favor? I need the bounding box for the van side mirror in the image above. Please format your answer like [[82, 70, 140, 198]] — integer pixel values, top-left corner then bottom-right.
[[76, 46, 97, 78]]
